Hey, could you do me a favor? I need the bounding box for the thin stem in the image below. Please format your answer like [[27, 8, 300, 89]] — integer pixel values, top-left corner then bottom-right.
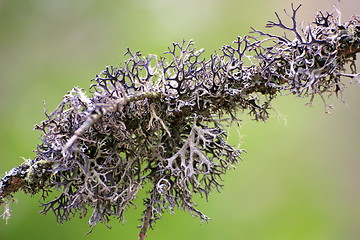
[[138, 205, 152, 240]]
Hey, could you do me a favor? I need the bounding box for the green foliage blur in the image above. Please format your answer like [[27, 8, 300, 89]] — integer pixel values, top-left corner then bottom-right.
[[0, 0, 359, 239]]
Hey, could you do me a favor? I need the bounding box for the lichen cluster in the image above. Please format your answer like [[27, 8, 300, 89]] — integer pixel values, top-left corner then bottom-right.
[[1, 5, 359, 239]]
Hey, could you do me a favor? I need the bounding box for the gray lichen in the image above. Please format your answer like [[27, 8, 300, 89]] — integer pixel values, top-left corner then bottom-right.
[[0, 5, 359, 240]]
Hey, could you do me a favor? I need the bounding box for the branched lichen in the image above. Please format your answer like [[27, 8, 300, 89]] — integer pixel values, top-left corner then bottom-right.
[[0, 5, 359, 240]]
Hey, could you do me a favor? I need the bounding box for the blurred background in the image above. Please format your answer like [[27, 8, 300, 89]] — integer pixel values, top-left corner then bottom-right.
[[0, 0, 359, 239]]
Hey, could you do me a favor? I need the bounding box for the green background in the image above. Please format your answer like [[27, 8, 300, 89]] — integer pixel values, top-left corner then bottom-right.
[[0, 0, 359, 239]]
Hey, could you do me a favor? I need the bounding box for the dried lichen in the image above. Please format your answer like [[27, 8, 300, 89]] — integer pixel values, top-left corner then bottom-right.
[[1, 5, 359, 240]]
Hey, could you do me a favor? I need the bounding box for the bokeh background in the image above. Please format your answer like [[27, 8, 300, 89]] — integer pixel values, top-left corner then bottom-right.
[[0, 0, 359, 239]]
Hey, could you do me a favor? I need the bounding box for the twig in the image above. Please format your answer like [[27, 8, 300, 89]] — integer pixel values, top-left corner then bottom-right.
[[138, 205, 152, 240], [62, 91, 162, 155]]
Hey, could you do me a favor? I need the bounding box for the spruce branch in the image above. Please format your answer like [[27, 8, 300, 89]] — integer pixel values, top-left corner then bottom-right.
[[1, 5, 359, 239]]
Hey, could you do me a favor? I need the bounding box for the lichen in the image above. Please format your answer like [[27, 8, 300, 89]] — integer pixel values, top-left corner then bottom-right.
[[0, 5, 359, 240]]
